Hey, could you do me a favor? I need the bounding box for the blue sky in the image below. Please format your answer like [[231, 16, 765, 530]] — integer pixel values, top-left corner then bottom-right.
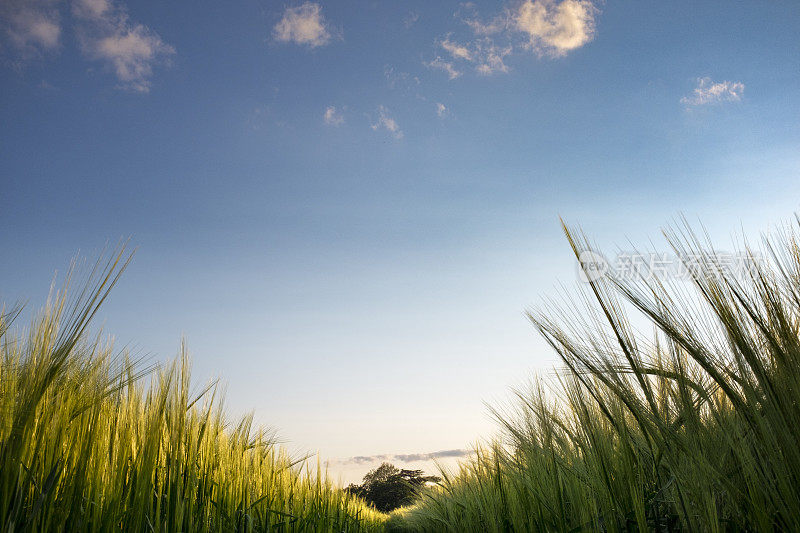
[[2, 0, 800, 482]]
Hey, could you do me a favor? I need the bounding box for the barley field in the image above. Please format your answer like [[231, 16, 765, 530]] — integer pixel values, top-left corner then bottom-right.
[[5, 218, 800, 532], [0, 253, 385, 532], [391, 220, 800, 531]]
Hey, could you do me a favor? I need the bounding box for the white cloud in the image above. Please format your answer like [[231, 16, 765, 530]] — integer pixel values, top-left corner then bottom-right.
[[436, 102, 447, 117], [425, 56, 461, 80], [433, 0, 596, 78], [514, 0, 597, 56], [73, 0, 175, 92], [441, 38, 472, 61], [323, 105, 344, 125], [273, 2, 332, 48], [371, 105, 403, 139], [681, 77, 745, 106], [1, 0, 61, 57]]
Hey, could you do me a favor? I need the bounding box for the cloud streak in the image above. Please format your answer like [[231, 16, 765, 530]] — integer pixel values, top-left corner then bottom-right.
[[441, 38, 472, 61], [73, 0, 175, 93], [332, 449, 474, 466], [273, 2, 333, 48], [371, 105, 403, 139], [681, 77, 745, 106], [425, 57, 461, 79]]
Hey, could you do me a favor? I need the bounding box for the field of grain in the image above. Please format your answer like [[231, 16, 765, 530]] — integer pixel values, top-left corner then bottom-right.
[[392, 221, 800, 531], [5, 218, 800, 532], [0, 253, 385, 532]]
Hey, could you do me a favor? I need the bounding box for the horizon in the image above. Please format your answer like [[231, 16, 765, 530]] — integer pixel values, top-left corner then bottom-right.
[[2, 0, 800, 485]]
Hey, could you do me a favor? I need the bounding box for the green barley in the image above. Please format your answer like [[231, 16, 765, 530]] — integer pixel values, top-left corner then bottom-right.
[[0, 249, 385, 532], [396, 216, 800, 532]]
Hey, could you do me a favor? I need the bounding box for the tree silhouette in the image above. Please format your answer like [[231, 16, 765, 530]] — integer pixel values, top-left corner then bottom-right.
[[345, 463, 440, 512]]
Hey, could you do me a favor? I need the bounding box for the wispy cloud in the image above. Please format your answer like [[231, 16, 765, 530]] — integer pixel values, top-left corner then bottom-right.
[[431, 0, 597, 79], [463, 9, 508, 37], [273, 2, 333, 48], [681, 77, 745, 106], [323, 105, 344, 125], [425, 57, 461, 80], [394, 449, 472, 462], [384, 65, 420, 91], [1, 0, 61, 58], [474, 39, 511, 75], [403, 10, 419, 29], [441, 37, 472, 61], [331, 449, 474, 466], [371, 105, 403, 139], [73, 0, 175, 93]]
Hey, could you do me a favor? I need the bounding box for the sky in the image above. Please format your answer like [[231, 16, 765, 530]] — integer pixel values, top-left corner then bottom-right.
[[1, 0, 799, 483]]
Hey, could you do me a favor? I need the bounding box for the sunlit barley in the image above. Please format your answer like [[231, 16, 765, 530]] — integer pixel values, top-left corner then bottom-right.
[[0, 249, 385, 532]]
